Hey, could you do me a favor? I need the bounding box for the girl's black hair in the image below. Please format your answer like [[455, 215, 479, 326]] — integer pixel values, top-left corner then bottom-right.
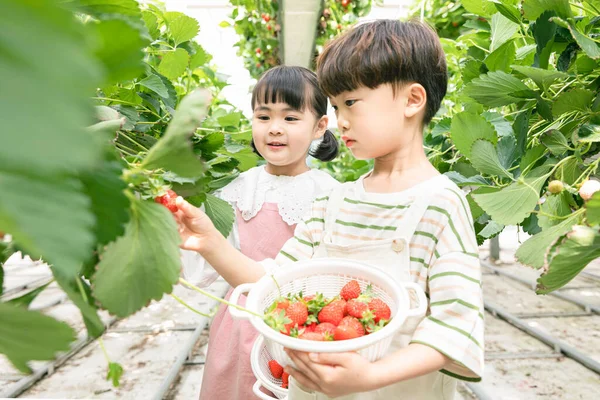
[[250, 66, 338, 162]]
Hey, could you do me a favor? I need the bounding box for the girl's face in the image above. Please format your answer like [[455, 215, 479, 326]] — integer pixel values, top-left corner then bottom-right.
[[252, 101, 327, 175]]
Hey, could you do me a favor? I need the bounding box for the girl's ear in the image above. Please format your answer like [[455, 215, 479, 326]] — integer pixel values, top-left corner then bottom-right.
[[403, 83, 427, 119], [313, 115, 328, 140]]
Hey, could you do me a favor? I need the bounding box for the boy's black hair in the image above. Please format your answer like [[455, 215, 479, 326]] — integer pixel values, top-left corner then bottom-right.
[[250, 66, 338, 161], [317, 19, 448, 124]]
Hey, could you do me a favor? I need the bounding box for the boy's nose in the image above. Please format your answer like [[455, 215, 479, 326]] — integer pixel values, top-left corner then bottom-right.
[[338, 117, 350, 132]]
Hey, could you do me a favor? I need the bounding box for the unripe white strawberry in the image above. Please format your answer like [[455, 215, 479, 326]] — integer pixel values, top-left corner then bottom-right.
[[547, 180, 564, 194], [579, 179, 600, 201]]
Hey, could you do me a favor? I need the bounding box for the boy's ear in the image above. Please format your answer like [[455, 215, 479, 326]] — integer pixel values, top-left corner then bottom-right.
[[403, 83, 427, 119], [313, 115, 328, 140]]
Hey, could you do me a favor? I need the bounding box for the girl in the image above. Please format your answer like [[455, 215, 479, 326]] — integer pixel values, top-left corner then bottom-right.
[[180, 66, 340, 400]]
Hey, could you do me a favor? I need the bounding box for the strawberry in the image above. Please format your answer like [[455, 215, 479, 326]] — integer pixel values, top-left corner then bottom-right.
[[268, 359, 283, 379], [303, 294, 315, 302], [368, 298, 391, 323], [304, 322, 318, 333], [299, 332, 325, 341], [339, 316, 365, 336], [340, 280, 361, 301], [333, 325, 360, 341], [579, 179, 600, 201], [285, 302, 308, 327], [347, 299, 368, 319], [275, 298, 290, 310], [318, 299, 346, 326], [154, 189, 178, 213], [281, 371, 289, 388], [314, 322, 336, 336]]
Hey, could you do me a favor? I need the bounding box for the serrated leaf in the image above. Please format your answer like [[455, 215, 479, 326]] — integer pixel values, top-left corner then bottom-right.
[[493, 1, 522, 24], [533, 11, 557, 70], [444, 172, 490, 187], [555, 157, 581, 185], [138, 74, 169, 97], [464, 71, 535, 107], [513, 110, 530, 156], [511, 65, 570, 90], [587, 192, 600, 225], [203, 193, 235, 238], [142, 10, 159, 39], [521, 213, 542, 235], [540, 129, 571, 155], [479, 220, 505, 239], [472, 171, 549, 225], [190, 44, 210, 69], [467, 192, 486, 221], [485, 40, 516, 72], [497, 135, 518, 169], [537, 225, 600, 294], [538, 192, 573, 229], [523, 0, 572, 20], [0, 172, 95, 278], [462, 0, 498, 17], [0, 303, 77, 373], [431, 118, 451, 138], [142, 90, 209, 178], [217, 111, 243, 127], [470, 140, 513, 179], [567, 21, 600, 59], [490, 13, 519, 51], [229, 148, 258, 172], [450, 112, 497, 158], [168, 13, 200, 46], [107, 362, 124, 387], [537, 97, 554, 121], [158, 48, 190, 80], [520, 145, 547, 172], [515, 211, 582, 268], [574, 124, 600, 144], [93, 199, 180, 317], [0, 0, 102, 177], [552, 88, 595, 117]]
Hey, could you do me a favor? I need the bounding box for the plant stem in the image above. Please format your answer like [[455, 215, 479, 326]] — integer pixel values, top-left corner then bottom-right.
[[170, 293, 214, 317], [98, 338, 110, 363]]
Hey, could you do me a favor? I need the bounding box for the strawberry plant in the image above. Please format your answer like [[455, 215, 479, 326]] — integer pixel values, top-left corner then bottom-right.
[[0, 0, 257, 383], [421, 0, 600, 293]]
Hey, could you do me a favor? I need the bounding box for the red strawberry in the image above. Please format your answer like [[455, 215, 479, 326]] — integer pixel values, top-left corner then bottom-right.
[[286, 302, 308, 327], [281, 371, 289, 388], [368, 298, 391, 323], [268, 359, 283, 379], [299, 332, 325, 341], [340, 280, 361, 301], [304, 322, 318, 333], [314, 322, 336, 335], [339, 316, 365, 336], [347, 299, 368, 319], [154, 189, 178, 213], [318, 300, 346, 326], [275, 299, 290, 310], [333, 325, 360, 341], [304, 294, 315, 301]]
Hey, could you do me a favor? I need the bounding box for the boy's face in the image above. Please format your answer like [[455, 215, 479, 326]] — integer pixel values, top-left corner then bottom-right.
[[330, 84, 424, 160]]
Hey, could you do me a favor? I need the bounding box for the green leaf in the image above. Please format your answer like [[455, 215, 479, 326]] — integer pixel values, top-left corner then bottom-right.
[[523, 0, 572, 20], [513, 110, 530, 156], [538, 192, 573, 229], [142, 10, 159, 39], [467, 192, 486, 221], [64, 0, 141, 18], [0, 0, 102, 177], [93, 199, 180, 317], [490, 13, 519, 51], [0, 172, 95, 278], [574, 124, 600, 144], [107, 362, 124, 387], [552, 88, 595, 117], [7, 282, 51, 308], [53, 273, 105, 338], [444, 172, 490, 187], [479, 220, 505, 239], [138, 74, 169, 97], [493, 1, 522, 24], [203, 193, 235, 238], [482, 112, 514, 138], [209, 173, 240, 191], [540, 129, 571, 155], [190, 44, 210, 69], [470, 140, 513, 179], [485, 40, 516, 72], [219, 20, 231, 28], [450, 112, 497, 158], [217, 111, 243, 127], [536, 97, 554, 121], [472, 172, 549, 225], [497, 135, 518, 169], [567, 21, 600, 59], [555, 157, 580, 185], [80, 160, 130, 246], [533, 11, 556, 70], [462, 0, 498, 17], [521, 213, 542, 235], [587, 192, 600, 225], [168, 13, 200, 46], [229, 148, 258, 172], [92, 18, 150, 84], [519, 145, 546, 172], [515, 211, 582, 268], [537, 226, 600, 294], [158, 48, 190, 80], [0, 303, 77, 373], [464, 71, 535, 107], [431, 117, 451, 138], [142, 90, 210, 178], [511, 65, 570, 90]]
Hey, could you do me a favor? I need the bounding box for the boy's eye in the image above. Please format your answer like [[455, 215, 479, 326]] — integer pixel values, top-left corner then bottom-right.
[[345, 100, 356, 107], [257, 115, 269, 120], [331, 105, 338, 111]]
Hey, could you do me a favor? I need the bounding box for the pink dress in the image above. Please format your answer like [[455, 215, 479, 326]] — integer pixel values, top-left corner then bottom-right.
[[199, 204, 296, 400]]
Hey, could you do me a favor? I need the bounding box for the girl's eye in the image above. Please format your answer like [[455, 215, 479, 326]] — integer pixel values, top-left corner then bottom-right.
[[285, 116, 299, 121], [345, 99, 356, 107]]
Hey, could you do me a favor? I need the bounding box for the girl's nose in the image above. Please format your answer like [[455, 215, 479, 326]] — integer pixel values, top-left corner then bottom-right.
[[269, 123, 283, 135]]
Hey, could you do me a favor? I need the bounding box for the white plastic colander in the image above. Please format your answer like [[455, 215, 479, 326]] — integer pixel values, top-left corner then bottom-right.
[[251, 335, 288, 400], [229, 258, 427, 368]]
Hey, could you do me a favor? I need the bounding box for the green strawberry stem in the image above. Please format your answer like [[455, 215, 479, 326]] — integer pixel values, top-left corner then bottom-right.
[[179, 278, 264, 319], [170, 293, 215, 318]]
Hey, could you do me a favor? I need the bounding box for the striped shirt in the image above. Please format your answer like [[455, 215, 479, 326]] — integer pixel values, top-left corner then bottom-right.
[[263, 174, 484, 381]]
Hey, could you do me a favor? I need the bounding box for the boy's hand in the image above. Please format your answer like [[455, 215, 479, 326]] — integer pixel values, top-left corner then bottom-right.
[[174, 197, 220, 253], [284, 349, 377, 398]]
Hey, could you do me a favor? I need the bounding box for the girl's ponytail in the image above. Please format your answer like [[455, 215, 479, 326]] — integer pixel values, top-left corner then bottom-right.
[[309, 129, 338, 161]]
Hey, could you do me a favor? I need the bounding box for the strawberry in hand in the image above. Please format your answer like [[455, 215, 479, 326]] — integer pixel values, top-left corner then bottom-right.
[[154, 189, 178, 213]]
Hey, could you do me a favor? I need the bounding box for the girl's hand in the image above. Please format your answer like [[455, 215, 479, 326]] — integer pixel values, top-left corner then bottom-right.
[[174, 197, 220, 253], [284, 349, 378, 398]]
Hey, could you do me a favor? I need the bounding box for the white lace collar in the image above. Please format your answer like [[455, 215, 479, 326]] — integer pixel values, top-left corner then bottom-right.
[[219, 165, 339, 225]]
